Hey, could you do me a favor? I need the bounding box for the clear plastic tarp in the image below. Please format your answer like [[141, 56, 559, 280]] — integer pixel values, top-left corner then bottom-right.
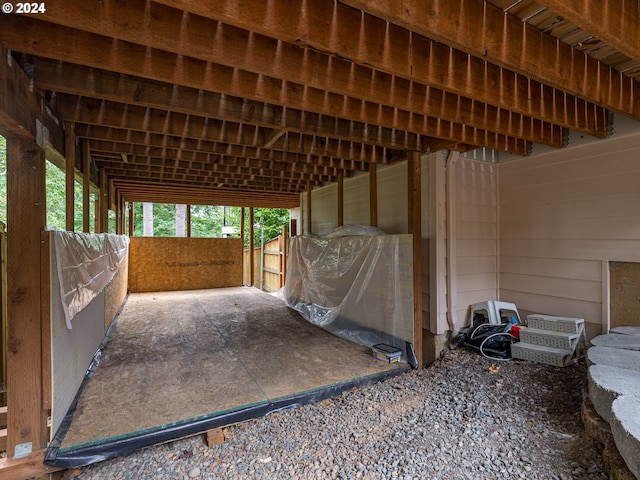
[[283, 225, 414, 358], [52, 231, 129, 329]]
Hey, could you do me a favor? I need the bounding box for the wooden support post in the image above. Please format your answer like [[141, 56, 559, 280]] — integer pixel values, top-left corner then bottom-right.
[[281, 224, 288, 288], [6, 138, 48, 456], [369, 163, 378, 227], [128, 202, 134, 236], [99, 169, 109, 233], [114, 194, 122, 235], [337, 171, 344, 227], [306, 183, 312, 234], [94, 197, 100, 234], [249, 208, 255, 286], [186, 205, 191, 238], [290, 218, 297, 237], [407, 151, 423, 368], [65, 122, 75, 232], [240, 207, 245, 284], [82, 139, 91, 233]]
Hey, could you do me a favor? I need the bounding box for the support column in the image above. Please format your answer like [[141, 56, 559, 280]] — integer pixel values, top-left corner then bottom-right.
[[99, 169, 108, 233], [82, 140, 91, 233], [337, 171, 344, 227], [65, 122, 75, 232], [369, 163, 378, 227], [128, 202, 134, 236], [306, 183, 312, 234], [186, 205, 191, 238], [240, 207, 245, 284], [408, 151, 423, 368], [6, 138, 48, 456], [249, 208, 255, 286]]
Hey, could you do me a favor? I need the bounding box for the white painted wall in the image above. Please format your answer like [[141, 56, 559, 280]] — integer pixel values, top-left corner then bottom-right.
[[498, 127, 640, 340]]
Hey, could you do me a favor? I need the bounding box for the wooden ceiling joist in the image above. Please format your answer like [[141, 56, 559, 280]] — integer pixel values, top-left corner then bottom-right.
[[2, 0, 637, 208], [153, 0, 610, 137], [31, 1, 565, 149], [340, 0, 639, 120]]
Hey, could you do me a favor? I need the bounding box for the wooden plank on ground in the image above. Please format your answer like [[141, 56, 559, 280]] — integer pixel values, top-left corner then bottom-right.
[[205, 428, 227, 447]]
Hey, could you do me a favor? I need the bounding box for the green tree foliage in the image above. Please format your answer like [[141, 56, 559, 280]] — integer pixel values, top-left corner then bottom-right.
[[190, 205, 224, 238], [0, 138, 289, 241]]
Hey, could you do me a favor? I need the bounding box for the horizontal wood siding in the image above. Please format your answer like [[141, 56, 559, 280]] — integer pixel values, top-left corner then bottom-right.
[[499, 131, 640, 338], [453, 158, 498, 329]]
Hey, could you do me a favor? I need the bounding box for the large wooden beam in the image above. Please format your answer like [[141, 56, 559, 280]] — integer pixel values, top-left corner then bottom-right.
[[340, 0, 635, 122], [30, 1, 562, 147], [6, 138, 48, 457], [537, 0, 640, 64], [153, 0, 609, 137], [0, 50, 39, 140], [113, 180, 300, 209]]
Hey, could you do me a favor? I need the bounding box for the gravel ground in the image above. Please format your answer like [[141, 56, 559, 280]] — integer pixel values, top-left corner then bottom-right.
[[74, 348, 607, 480]]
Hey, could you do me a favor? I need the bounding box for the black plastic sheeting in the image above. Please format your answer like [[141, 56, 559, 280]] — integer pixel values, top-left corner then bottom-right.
[[45, 365, 409, 469]]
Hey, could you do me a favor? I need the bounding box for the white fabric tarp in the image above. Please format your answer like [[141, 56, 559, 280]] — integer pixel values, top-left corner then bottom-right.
[[283, 226, 414, 356], [53, 231, 129, 329]]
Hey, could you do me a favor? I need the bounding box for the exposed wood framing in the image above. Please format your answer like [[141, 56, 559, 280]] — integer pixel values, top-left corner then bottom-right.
[[369, 165, 378, 228], [249, 208, 255, 286], [538, 0, 640, 66], [99, 169, 108, 233], [337, 172, 344, 227], [306, 184, 312, 234], [153, 0, 608, 137], [6, 138, 48, 456], [82, 139, 91, 232], [128, 202, 134, 237], [65, 122, 75, 232], [341, 0, 634, 122], [407, 151, 423, 368]]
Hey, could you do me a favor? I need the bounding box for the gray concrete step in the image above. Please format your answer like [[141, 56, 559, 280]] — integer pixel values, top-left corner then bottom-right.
[[611, 396, 640, 480], [591, 334, 640, 351], [587, 346, 640, 372]]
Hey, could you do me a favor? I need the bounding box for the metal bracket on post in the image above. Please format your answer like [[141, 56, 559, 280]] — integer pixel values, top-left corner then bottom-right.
[[14, 441, 33, 460]]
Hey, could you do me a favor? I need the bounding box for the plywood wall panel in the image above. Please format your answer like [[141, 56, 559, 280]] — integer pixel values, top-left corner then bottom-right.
[[610, 262, 640, 328], [129, 237, 243, 292]]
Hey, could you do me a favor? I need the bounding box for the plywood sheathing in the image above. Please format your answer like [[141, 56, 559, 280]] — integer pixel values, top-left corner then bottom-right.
[[128, 237, 242, 292], [609, 262, 640, 330], [58, 288, 404, 451]]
